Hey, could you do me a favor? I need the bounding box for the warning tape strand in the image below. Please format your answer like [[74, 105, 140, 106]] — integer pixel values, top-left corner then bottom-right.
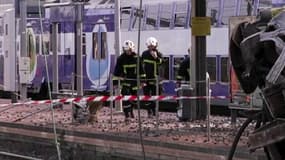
[[0, 95, 230, 108]]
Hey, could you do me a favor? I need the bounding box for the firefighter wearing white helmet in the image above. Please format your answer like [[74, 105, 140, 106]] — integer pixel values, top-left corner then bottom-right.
[[142, 37, 163, 118], [113, 40, 146, 122], [122, 40, 135, 52]]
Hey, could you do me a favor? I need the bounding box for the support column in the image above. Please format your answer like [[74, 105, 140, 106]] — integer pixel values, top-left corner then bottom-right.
[[114, 0, 122, 112], [52, 22, 59, 98], [191, 0, 207, 120], [75, 4, 83, 96], [18, 0, 27, 101]]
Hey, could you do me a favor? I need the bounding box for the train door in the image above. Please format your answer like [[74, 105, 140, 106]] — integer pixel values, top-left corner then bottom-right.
[[86, 19, 110, 91], [3, 8, 17, 92], [27, 25, 37, 82]]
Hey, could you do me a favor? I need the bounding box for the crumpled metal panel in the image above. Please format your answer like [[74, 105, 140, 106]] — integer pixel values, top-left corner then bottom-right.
[[248, 119, 285, 151]]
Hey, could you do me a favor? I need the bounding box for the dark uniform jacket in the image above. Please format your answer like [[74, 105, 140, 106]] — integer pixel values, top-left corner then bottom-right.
[[177, 58, 190, 81], [141, 49, 163, 83], [113, 52, 145, 89]]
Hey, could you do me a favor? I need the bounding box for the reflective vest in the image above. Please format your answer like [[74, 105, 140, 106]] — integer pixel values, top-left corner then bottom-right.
[[113, 52, 146, 88]]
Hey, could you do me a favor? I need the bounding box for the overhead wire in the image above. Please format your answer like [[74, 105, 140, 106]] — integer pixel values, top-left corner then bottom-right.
[[37, 1, 62, 160]]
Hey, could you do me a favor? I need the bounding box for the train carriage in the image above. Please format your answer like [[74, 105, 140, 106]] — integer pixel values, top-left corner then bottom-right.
[[0, 0, 268, 106]]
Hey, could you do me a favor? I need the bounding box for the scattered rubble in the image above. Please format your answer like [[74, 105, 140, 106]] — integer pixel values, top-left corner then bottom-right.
[[0, 101, 255, 147]]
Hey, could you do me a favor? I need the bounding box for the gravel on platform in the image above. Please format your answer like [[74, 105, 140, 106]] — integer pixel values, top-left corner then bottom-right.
[[0, 100, 256, 147]]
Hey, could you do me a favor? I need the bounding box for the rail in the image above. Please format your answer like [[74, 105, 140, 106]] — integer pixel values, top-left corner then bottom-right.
[[0, 151, 42, 160]]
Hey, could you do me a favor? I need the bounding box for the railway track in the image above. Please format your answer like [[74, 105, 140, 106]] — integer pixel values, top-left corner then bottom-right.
[[0, 121, 265, 160], [0, 151, 42, 160]]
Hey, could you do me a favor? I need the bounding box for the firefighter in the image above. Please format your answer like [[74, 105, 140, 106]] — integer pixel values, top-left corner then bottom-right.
[[142, 37, 163, 118], [176, 48, 190, 84], [113, 40, 145, 122]]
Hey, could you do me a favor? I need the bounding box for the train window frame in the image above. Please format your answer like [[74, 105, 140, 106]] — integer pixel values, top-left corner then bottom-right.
[[221, 56, 229, 83], [206, 56, 216, 82]]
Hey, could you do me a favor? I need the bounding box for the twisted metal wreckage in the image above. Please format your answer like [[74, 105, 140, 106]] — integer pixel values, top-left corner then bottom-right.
[[229, 9, 285, 160]]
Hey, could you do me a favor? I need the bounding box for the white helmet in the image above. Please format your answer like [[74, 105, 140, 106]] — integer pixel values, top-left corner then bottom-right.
[[122, 40, 135, 51], [146, 37, 158, 47]]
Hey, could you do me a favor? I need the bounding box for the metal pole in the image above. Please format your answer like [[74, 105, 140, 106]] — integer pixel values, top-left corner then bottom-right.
[[75, 3, 83, 96], [191, 0, 207, 120], [190, 0, 197, 121], [19, 0, 27, 101], [71, 72, 75, 97], [155, 76, 159, 133], [110, 74, 113, 129], [114, 0, 122, 112], [206, 72, 211, 141], [52, 22, 59, 98], [137, 0, 146, 159]]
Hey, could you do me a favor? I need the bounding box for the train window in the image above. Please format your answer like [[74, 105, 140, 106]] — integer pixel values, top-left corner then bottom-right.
[[65, 48, 71, 59], [82, 33, 86, 55], [145, 5, 157, 30], [5, 24, 8, 35], [92, 32, 98, 59], [50, 24, 61, 52], [159, 4, 171, 28], [36, 36, 40, 54], [64, 30, 73, 59], [27, 31, 33, 58], [101, 32, 107, 59], [159, 57, 169, 79], [174, 3, 187, 28], [0, 20, 2, 54], [0, 41, 2, 55], [0, 25, 2, 36], [121, 8, 130, 30], [42, 34, 50, 55], [49, 25, 52, 54], [173, 56, 184, 80], [130, 9, 139, 30], [221, 57, 229, 82], [206, 57, 216, 82], [57, 24, 61, 53], [93, 32, 107, 59]]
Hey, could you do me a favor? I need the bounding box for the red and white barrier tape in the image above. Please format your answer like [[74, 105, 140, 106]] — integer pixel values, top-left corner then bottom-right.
[[0, 95, 229, 107]]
